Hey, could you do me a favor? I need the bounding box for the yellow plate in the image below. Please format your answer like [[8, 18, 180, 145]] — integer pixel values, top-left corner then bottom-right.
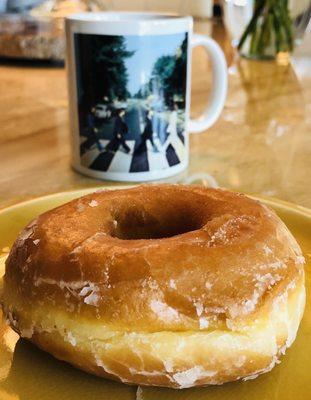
[[0, 188, 310, 400]]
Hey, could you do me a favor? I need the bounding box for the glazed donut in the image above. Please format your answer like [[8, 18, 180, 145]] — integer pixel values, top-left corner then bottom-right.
[[1, 185, 305, 388]]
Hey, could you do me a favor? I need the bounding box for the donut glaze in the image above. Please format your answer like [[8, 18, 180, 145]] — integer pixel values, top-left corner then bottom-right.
[[1, 185, 305, 388]]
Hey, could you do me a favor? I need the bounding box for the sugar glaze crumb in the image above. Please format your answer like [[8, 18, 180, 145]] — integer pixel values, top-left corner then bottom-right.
[[136, 386, 144, 400]]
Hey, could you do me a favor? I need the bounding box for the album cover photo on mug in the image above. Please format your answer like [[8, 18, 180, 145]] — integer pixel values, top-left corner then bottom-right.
[[74, 32, 188, 174]]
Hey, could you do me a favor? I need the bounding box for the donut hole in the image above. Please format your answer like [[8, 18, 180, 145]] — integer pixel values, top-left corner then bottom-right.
[[111, 203, 204, 240]]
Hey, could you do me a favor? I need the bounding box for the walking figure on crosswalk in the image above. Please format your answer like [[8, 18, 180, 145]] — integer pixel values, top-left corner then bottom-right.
[[105, 108, 131, 154]]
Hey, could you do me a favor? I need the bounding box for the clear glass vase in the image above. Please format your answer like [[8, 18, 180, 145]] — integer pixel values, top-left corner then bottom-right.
[[223, 0, 311, 60]]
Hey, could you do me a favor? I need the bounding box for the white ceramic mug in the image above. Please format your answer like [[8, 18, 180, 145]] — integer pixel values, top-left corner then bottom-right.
[[66, 12, 227, 182]]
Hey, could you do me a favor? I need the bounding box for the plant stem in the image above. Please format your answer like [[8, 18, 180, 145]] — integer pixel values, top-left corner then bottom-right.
[[237, 0, 265, 51], [237, 0, 294, 57], [257, 11, 270, 55]]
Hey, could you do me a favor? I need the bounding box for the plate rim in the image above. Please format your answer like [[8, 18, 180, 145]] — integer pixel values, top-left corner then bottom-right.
[[0, 186, 310, 220], [0, 187, 310, 398]]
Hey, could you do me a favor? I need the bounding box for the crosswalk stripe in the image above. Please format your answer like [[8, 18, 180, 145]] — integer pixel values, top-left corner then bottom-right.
[[108, 141, 136, 172], [146, 138, 170, 171], [81, 134, 185, 173], [80, 140, 109, 167], [130, 140, 149, 173], [81, 148, 100, 167], [166, 143, 180, 166], [168, 133, 185, 163]]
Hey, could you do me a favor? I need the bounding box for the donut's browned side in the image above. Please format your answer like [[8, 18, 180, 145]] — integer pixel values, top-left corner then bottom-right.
[[1, 185, 305, 388]]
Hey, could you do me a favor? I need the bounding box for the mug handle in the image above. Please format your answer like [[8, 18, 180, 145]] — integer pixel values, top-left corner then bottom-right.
[[188, 34, 228, 133]]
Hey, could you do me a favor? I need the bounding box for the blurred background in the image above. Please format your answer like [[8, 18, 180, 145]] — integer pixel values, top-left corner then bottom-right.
[[0, 0, 216, 61], [0, 0, 309, 62], [0, 0, 310, 207]]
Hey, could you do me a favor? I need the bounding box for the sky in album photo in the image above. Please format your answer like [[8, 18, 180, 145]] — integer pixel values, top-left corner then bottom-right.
[[124, 34, 187, 95]]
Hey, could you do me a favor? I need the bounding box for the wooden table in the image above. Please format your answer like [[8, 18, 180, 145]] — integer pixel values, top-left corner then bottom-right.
[[0, 19, 310, 209]]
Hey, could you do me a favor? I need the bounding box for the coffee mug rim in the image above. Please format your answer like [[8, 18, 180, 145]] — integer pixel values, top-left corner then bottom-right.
[[66, 11, 192, 25]]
